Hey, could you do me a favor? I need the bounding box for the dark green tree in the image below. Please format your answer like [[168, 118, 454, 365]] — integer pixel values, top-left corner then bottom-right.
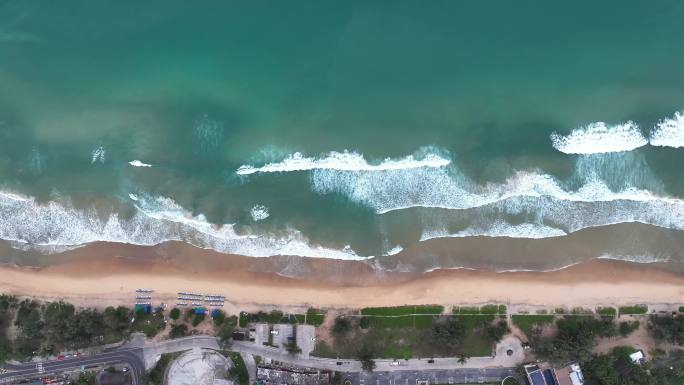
[[169, 308, 181, 321], [431, 317, 465, 347], [332, 317, 352, 338], [357, 345, 376, 372]]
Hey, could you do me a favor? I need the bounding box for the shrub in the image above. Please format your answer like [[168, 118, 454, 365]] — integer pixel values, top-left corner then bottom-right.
[[619, 305, 648, 315], [169, 308, 181, 321], [619, 321, 640, 337], [597, 307, 617, 317], [192, 313, 206, 327], [169, 324, 187, 339]]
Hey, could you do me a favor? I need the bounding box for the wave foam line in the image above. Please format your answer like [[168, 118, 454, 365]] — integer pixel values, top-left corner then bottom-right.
[[650, 111, 684, 148], [236, 150, 450, 175], [420, 222, 567, 241], [551, 121, 647, 154], [0, 191, 366, 260], [597, 253, 671, 264]]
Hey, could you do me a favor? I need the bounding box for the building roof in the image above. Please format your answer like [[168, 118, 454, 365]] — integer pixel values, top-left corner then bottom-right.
[[524, 364, 548, 385], [555, 362, 584, 385]]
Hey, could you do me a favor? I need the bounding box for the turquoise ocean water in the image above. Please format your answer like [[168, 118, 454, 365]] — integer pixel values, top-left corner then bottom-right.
[[1, 1, 683, 272]]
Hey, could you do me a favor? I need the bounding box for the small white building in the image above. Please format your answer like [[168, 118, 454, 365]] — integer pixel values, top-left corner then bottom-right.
[[629, 350, 645, 364]]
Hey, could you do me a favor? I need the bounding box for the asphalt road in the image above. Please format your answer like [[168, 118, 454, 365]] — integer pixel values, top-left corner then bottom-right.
[[343, 367, 517, 385], [0, 347, 144, 385]]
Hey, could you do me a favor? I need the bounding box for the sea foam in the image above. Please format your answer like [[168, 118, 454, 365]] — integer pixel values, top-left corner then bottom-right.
[[91, 146, 106, 163], [420, 222, 567, 241], [551, 121, 647, 154], [129, 160, 152, 167], [250, 205, 270, 221], [236, 149, 450, 175], [650, 111, 684, 148], [0, 191, 365, 260], [311, 150, 684, 238]]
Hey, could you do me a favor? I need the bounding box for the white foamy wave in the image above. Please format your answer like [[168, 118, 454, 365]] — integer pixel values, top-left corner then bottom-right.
[[650, 111, 684, 148], [0, 192, 366, 260], [236, 149, 450, 175], [313, 165, 678, 214], [383, 245, 404, 256], [420, 222, 567, 241], [551, 121, 647, 154], [598, 254, 671, 264], [91, 146, 106, 163], [250, 205, 270, 221], [129, 160, 152, 168], [312, 155, 684, 235], [0, 191, 29, 202]]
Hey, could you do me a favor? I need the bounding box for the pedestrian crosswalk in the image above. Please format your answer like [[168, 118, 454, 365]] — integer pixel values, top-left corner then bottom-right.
[[36, 362, 44, 374]]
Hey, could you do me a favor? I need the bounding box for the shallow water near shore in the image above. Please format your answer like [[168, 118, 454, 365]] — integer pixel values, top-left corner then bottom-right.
[[1, 1, 684, 273]]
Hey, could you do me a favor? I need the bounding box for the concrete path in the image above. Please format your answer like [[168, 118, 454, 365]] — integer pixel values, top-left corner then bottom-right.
[[142, 335, 524, 374], [241, 353, 257, 385]]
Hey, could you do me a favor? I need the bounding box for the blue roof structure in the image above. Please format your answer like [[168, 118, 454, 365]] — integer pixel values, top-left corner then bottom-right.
[[529, 370, 546, 385], [544, 369, 557, 385]]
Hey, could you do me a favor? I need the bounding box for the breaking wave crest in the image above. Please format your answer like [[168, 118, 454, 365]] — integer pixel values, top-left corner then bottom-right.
[[236, 148, 450, 175], [650, 111, 684, 148], [551, 121, 647, 154], [0, 191, 365, 260]]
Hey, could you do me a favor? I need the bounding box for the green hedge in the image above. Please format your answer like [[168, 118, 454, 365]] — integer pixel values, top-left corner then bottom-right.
[[361, 305, 443, 316], [306, 308, 325, 326], [597, 307, 617, 317], [619, 305, 648, 315]]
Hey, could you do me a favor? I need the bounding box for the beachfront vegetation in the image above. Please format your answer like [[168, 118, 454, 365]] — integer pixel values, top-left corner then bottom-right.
[[238, 309, 320, 327], [511, 314, 555, 336], [361, 305, 444, 316], [169, 308, 181, 320], [597, 307, 617, 317], [453, 304, 506, 315], [619, 321, 640, 337], [131, 307, 166, 338], [191, 312, 206, 327], [583, 347, 684, 385], [531, 316, 617, 364], [169, 324, 188, 339], [315, 312, 506, 360], [648, 314, 684, 344], [217, 322, 235, 344], [619, 305, 649, 315], [306, 308, 326, 326], [356, 345, 376, 372]]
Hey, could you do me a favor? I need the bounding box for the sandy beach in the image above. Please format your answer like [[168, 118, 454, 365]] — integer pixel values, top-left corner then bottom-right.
[[0, 253, 682, 312]]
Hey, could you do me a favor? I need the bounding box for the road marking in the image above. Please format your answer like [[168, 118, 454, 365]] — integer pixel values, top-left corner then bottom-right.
[[448, 377, 453, 384]]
